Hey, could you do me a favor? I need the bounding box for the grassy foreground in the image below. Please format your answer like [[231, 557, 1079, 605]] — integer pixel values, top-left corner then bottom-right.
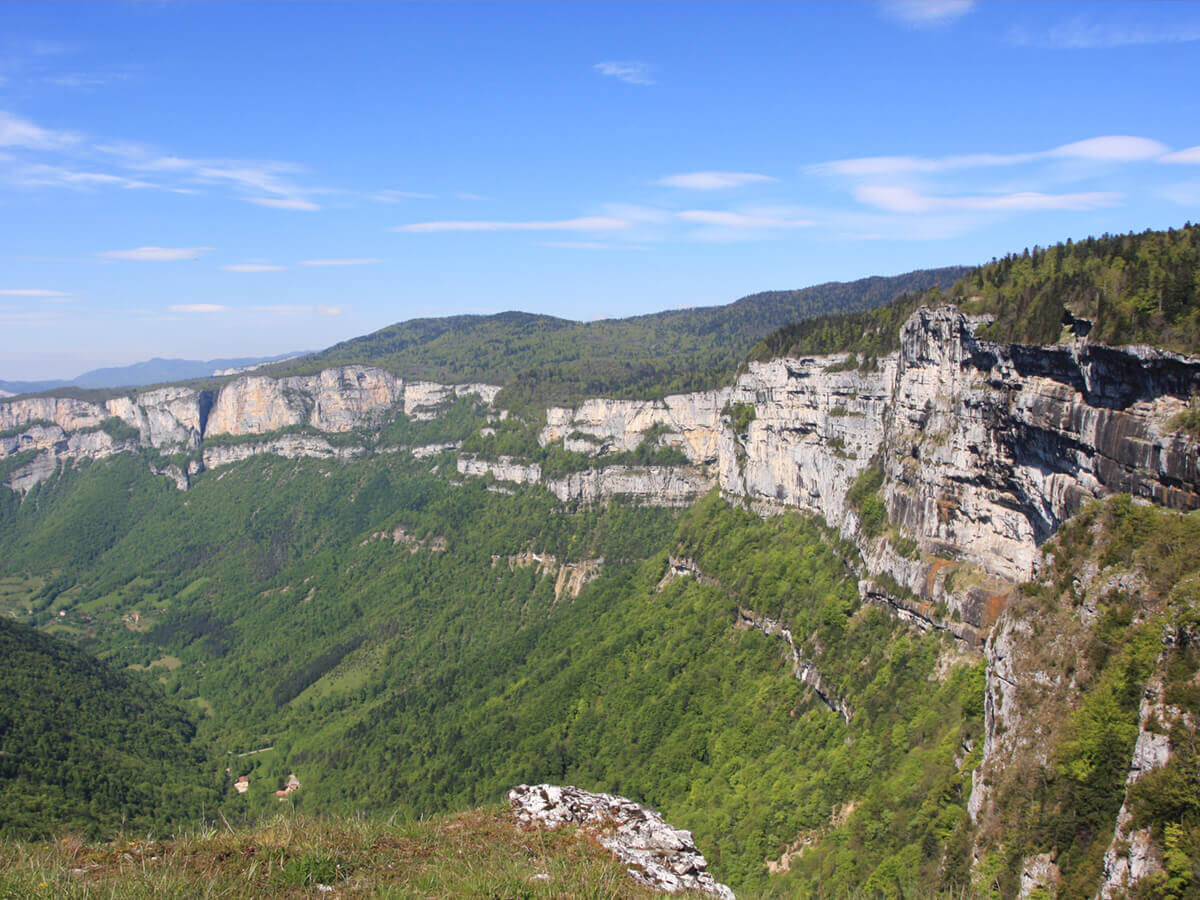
[[0, 807, 685, 899]]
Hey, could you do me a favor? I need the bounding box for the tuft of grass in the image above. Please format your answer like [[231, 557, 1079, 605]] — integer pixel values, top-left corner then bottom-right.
[[0, 807, 694, 898]]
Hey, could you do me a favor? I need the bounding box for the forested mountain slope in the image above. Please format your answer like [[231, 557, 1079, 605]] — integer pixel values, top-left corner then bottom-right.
[[263, 267, 967, 404], [0, 617, 219, 838], [750, 224, 1200, 363]]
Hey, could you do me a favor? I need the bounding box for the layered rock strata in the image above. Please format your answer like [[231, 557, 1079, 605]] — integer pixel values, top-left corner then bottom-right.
[[456, 456, 714, 507], [0, 369, 500, 491], [540, 308, 1200, 622], [509, 783, 735, 899]]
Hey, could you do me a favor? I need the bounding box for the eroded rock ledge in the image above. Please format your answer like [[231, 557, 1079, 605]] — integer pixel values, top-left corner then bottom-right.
[[509, 783, 735, 899]]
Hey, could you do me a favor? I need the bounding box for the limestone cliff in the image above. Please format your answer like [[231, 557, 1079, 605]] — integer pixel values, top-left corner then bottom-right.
[[537, 308, 1200, 637], [0, 369, 500, 492]]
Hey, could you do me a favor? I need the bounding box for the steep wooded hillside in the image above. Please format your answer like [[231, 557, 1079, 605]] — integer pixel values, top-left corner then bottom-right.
[[0, 618, 219, 838]]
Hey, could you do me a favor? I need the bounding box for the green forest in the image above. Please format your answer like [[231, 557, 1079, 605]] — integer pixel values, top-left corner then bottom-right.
[[0, 618, 220, 838], [750, 224, 1200, 362], [261, 267, 966, 405]]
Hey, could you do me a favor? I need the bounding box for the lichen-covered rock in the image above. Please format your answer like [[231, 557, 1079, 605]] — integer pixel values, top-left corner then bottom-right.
[[509, 784, 735, 899]]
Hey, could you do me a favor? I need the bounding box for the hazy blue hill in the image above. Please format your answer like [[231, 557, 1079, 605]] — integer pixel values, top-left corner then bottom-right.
[[0, 617, 220, 839], [265, 267, 968, 404]]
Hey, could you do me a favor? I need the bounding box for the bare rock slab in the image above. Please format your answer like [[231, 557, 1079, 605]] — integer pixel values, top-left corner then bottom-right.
[[509, 784, 735, 899]]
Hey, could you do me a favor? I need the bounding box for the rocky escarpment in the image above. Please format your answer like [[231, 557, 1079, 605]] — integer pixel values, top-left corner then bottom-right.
[[5, 310, 1198, 613], [509, 784, 735, 899], [0, 369, 501, 492], [539, 308, 1200, 635], [455, 455, 714, 507]]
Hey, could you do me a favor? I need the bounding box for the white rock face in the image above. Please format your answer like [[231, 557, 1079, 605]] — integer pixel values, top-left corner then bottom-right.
[[547, 466, 713, 507], [207, 367, 400, 435], [542, 390, 731, 461], [538, 308, 1200, 631], [0, 396, 109, 433], [206, 368, 501, 436], [201, 435, 367, 470], [106, 387, 205, 448], [509, 784, 735, 899], [457, 454, 542, 485]]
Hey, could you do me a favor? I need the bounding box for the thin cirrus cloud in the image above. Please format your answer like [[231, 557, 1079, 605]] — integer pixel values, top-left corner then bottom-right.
[[676, 210, 814, 228], [247, 197, 321, 212], [98, 246, 212, 262], [853, 185, 1121, 214], [657, 171, 777, 190], [0, 110, 79, 150], [393, 216, 630, 233], [880, 1, 975, 28], [0, 288, 72, 297], [594, 61, 655, 85], [169, 304, 227, 313], [812, 135, 1170, 177], [1010, 18, 1200, 49]]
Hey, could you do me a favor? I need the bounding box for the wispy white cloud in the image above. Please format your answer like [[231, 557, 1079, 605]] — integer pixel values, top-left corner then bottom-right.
[[1161, 146, 1200, 165], [657, 171, 777, 190], [880, 1, 974, 28], [1010, 18, 1200, 49], [371, 189, 438, 203], [676, 210, 814, 228], [96, 144, 324, 208], [0, 110, 79, 150], [853, 185, 1121, 213], [98, 246, 212, 262], [316, 304, 342, 317], [455, 192, 489, 201], [222, 263, 287, 272], [393, 216, 630, 233], [594, 61, 655, 85], [299, 258, 382, 267], [246, 196, 321, 211], [3, 162, 155, 190], [813, 135, 1169, 177], [1050, 136, 1168, 162], [169, 303, 227, 313], [0, 288, 71, 297]]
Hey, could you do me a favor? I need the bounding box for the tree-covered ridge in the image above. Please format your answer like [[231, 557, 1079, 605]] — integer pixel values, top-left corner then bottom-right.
[[261, 268, 966, 405], [0, 618, 219, 839], [751, 224, 1200, 362]]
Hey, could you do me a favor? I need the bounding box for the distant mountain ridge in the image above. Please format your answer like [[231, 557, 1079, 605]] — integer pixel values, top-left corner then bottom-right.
[[262, 267, 970, 405], [0, 352, 303, 396]]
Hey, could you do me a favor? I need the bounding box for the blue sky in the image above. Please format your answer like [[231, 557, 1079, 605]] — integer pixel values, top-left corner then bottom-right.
[[2, 1, 1199, 380]]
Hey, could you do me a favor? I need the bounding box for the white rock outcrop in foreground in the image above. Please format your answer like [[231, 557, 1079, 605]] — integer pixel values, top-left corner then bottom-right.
[[509, 784, 735, 899]]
